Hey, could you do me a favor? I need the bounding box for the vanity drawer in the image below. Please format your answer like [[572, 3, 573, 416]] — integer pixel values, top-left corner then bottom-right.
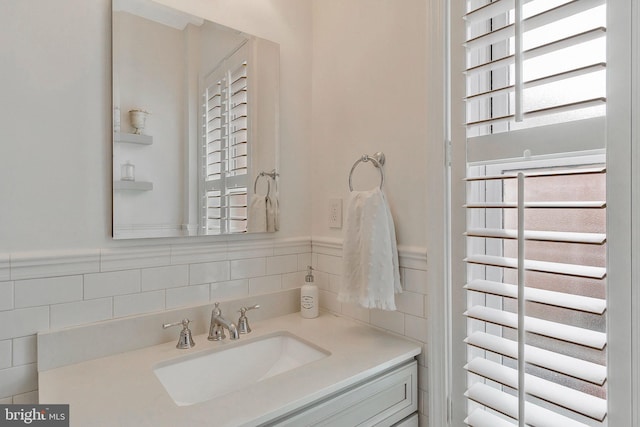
[[269, 359, 418, 427]]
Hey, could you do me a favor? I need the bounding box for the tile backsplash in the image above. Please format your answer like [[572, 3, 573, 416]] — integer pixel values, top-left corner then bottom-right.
[[0, 237, 311, 403], [0, 236, 428, 426]]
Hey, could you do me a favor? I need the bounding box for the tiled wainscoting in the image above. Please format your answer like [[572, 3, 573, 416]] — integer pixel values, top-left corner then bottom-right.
[[0, 236, 428, 425], [312, 238, 429, 426], [0, 237, 312, 404]]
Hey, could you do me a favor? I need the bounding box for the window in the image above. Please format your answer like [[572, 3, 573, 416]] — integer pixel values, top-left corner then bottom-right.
[[459, 0, 608, 425], [201, 44, 250, 234]]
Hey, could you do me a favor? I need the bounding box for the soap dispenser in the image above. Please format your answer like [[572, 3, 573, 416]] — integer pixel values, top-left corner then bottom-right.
[[301, 266, 318, 318]]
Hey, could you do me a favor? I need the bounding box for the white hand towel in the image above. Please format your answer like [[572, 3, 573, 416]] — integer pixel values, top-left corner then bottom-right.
[[247, 195, 267, 233], [339, 187, 402, 310], [266, 196, 277, 232]]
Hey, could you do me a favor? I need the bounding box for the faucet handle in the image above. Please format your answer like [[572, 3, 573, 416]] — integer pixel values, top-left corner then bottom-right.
[[163, 318, 195, 349], [237, 304, 260, 334]]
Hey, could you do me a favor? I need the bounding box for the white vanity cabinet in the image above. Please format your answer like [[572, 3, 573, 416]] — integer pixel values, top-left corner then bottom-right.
[[268, 360, 418, 427]]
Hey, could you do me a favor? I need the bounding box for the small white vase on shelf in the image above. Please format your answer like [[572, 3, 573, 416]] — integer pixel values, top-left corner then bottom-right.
[[121, 161, 135, 181], [129, 109, 149, 135]]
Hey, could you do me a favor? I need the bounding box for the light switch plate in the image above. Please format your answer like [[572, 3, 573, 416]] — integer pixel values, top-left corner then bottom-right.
[[328, 198, 342, 229]]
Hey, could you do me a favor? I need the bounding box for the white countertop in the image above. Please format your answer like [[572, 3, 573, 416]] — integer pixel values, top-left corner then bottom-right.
[[39, 312, 421, 427]]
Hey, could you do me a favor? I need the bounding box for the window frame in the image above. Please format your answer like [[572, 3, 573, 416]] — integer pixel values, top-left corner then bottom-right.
[[447, 1, 635, 426]]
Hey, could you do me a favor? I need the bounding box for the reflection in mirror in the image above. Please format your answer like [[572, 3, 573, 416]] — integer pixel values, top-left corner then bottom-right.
[[112, 0, 279, 239]]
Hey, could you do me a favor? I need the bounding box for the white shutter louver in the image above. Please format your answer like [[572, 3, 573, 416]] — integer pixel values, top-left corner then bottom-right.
[[462, 1, 607, 426], [464, 0, 606, 137], [202, 55, 250, 234]]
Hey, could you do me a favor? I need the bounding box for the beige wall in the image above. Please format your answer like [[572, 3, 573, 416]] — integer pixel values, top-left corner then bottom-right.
[[310, 1, 433, 424], [0, 0, 313, 252], [310, 0, 429, 249]]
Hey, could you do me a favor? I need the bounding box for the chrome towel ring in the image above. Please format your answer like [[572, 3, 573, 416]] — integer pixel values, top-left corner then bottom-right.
[[348, 152, 386, 192], [253, 170, 278, 197]]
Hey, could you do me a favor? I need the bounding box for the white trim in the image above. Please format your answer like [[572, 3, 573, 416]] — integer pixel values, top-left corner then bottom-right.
[[632, 1, 640, 424], [607, 0, 634, 425], [451, 1, 626, 425], [449, 0, 470, 424], [4, 238, 311, 280], [226, 237, 311, 259], [468, 117, 605, 163], [311, 237, 342, 257], [10, 250, 100, 280], [169, 243, 228, 265], [0, 255, 10, 281], [310, 237, 427, 271]]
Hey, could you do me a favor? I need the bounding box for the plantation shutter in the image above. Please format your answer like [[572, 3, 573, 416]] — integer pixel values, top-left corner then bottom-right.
[[462, 1, 607, 426], [201, 48, 250, 234]]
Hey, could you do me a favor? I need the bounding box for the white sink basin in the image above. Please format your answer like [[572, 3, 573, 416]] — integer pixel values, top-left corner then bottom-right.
[[153, 332, 330, 406]]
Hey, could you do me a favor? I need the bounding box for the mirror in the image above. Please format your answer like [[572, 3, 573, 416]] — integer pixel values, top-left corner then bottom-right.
[[112, 0, 279, 239]]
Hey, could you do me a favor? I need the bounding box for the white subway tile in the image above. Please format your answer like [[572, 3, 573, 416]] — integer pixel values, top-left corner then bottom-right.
[[248, 275, 282, 295], [210, 280, 248, 301], [142, 265, 188, 291], [0, 363, 37, 399], [395, 291, 425, 317], [14, 276, 82, 308], [166, 285, 209, 309], [0, 307, 49, 341], [401, 268, 427, 294], [341, 302, 371, 323], [328, 274, 342, 293], [310, 270, 328, 290], [50, 298, 113, 329], [405, 314, 428, 343], [281, 271, 305, 290], [189, 261, 229, 285], [0, 282, 13, 311], [266, 255, 298, 275], [11, 335, 36, 366], [230, 258, 266, 279], [113, 291, 164, 318], [84, 270, 140, 299], [370, 309, 405, 335], [316, 254, 342, 275], [318, 289, 341, 314], [0, 340, 11, 369], [12, 390, 38, 404], [297, 253, 312, 270]]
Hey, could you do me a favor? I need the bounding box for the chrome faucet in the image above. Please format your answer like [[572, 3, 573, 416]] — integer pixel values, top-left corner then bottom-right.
[[208, 302, 239, 341]]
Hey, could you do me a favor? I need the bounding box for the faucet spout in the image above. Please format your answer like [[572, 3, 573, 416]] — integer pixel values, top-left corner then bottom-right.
[[208, 303, 240, 341]]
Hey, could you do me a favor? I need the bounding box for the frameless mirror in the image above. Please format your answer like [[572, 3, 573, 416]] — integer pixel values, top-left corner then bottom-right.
[[112, 0, 279, 239]]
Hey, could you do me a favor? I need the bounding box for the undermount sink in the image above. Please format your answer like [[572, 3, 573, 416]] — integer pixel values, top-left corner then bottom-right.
[[153, 331, 330, 406]]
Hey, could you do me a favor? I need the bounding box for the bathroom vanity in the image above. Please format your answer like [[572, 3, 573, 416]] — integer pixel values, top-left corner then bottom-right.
[[38, 312, 421, 426]]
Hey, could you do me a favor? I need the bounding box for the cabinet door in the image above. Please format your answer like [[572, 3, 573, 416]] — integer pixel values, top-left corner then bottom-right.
[[270, 360, 417, 427]]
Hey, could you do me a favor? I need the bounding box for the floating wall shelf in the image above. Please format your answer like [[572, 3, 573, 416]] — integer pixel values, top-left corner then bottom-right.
[[113, 181, 153, 191], [114, 132, 153, 145]]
